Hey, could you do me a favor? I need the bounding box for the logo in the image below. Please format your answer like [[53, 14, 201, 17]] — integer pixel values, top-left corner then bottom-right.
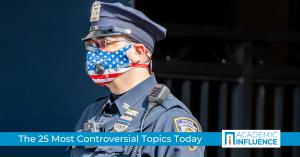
[[224, 132, 235, 146], [222, 130, 280, 148]]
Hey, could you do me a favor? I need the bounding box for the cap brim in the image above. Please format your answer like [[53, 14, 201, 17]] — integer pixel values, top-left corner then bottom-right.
[[81, 30, 123, 41]]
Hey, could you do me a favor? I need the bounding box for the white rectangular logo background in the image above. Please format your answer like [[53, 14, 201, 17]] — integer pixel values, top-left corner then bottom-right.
[[222, 130, 281, 148]]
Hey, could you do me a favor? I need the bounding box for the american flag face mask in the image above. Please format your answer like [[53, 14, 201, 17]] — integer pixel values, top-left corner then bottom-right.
[[86, 44, 149, 86]]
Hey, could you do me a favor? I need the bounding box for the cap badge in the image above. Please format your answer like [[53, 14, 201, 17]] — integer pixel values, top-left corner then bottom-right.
[[90, 1, 101, 22]]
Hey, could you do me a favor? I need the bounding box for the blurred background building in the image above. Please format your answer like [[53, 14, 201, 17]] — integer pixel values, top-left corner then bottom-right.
[[0, 0, 299, 156]]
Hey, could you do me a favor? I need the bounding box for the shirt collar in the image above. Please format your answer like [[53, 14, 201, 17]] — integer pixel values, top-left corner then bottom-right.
[[107, 75, 157, 115]]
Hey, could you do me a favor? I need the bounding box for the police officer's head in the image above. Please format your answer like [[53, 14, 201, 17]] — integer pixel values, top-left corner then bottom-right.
[[83, 1, 166, 88], [83, 1, 166, 51]]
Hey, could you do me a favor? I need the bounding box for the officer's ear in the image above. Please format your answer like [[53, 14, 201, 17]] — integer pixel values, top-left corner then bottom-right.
[[133, 43, 149, 55], [127, 43, 151, 64], [134, 43, 152, 61]]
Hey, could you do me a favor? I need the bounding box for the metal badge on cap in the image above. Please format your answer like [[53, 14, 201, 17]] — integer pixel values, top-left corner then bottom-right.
[[90, 1, 101, 22]]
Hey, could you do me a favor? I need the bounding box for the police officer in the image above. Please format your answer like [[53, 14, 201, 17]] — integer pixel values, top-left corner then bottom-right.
[[71, 1, 205, 157]]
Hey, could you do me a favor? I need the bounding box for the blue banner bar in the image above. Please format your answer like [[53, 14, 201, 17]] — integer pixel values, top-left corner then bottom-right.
[[0, 132, 299, 146], [281, 132, 300, 146]]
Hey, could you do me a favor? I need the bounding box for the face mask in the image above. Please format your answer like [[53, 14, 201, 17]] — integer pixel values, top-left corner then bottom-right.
[[86, 44, 149, 86]]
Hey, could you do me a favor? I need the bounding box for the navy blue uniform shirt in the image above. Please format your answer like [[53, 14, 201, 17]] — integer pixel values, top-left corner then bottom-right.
[[71, 75, 205, 157]]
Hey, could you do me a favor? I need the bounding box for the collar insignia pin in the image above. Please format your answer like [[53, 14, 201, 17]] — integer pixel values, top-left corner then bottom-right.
[[122, 103, 130, 109]]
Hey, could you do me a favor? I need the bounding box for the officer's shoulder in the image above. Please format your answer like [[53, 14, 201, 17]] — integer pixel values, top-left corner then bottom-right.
[[153, 103, 202, 133], [160, 93, 191, 114], [156, 93, 202, 131]]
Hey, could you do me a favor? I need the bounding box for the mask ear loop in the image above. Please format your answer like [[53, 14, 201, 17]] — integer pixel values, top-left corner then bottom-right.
[[127, 47, 153, 74], [131, 43, 153, 74]]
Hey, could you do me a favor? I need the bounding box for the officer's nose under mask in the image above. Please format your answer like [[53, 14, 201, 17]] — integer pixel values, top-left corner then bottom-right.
[[86, 44, 150, 86]]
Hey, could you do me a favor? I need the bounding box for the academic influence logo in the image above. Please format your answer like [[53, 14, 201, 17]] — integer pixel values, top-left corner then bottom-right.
[[222, 130, 280, 148]]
